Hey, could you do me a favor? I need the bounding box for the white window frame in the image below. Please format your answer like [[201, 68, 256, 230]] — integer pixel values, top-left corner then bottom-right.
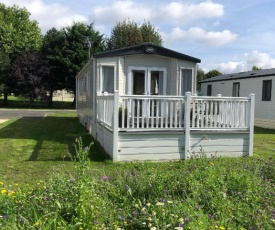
[[179, 68, 194, 96], [97, 64, 116, 94], [127, 66, 167, 95]]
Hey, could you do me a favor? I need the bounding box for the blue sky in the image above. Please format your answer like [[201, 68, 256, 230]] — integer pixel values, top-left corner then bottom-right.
[[2, 0, 275, 73]]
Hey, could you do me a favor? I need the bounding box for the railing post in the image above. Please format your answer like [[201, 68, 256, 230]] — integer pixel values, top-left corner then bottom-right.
[[112, 91, 119, 161], [184, 92, 191, 160], [249, 94, 255, 156]]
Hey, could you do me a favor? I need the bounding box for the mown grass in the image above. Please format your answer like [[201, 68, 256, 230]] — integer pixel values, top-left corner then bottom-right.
[[0, 112, 109, 185], [0, 114, 274, 229]]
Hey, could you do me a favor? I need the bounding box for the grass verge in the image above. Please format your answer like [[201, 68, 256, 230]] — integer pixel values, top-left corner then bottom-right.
[[0, 95, 74, 109], [0, 112, 109, 185], [0, 114, 274, 229]]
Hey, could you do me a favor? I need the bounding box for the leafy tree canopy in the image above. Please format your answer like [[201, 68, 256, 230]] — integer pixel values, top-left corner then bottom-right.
[[0, 3, 43, 105], [0, 3, 42, 54], [197, 68, 206, 82], [41, 22, 105, 106], [61, 22, 105, 93], [252, 65, 261, 71], [11, 51, 49, 105], [107, 19, 163, 50], [205, 69, 222, 79]]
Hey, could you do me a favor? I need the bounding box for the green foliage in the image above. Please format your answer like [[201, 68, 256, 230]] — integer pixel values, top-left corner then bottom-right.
[[205, 69, 222, 79], [140, 21, 163, 45], [0, 3, 42, 54], [42, 23, 105, 100], [11, 51, 49, 105], [252, 65, 262, 71], [197, 68, 206, 82], [0, 3, 43, 105], [107, 19, 163, 50], [0, 118, 274, 229], [0, 155, 274, 229], [196, 67, 206, 91]]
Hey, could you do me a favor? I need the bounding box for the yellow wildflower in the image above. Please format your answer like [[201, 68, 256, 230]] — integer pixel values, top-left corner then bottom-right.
[[0, 182, 3, 185], [219, 227, 225, 230], [8, 191, 15, 196], [1, 189, 7, 194], [34, 222, 39, 226], [156, 202, 164, 206]]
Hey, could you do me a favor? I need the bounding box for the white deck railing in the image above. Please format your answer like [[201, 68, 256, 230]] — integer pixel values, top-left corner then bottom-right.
[[97, 92, 255, 132], [190, 96, 250, 131], [97, 94, 115, 130], [119, 95, 185, 130]]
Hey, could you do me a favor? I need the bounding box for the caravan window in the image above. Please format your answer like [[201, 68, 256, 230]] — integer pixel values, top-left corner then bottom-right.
[[207, 84, 212, 96], [100, 66, 115, 94], [262, 80, 272, 101], [232, 82, 240, 97], [180, 69, 192, 95]]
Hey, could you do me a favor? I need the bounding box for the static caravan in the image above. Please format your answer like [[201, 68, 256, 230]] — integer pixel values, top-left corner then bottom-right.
[[200, 68, 275, 129], [76, 43, 255, 161]]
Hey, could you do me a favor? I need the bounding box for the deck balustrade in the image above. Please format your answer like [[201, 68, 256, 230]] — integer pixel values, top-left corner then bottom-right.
[[97, 92, 254, 132]]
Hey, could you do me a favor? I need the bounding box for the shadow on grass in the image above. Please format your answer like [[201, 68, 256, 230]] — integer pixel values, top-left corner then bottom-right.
[[254, 127, 275, 134], [0, 97, 75, 109], [0, 116, 110, 162]]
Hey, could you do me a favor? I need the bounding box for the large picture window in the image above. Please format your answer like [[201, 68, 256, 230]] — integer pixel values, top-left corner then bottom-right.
[[232, 82, 240, 97], [262, 80, 272, 101]]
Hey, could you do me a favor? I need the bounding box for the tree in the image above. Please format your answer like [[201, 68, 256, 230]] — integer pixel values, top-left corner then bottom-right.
[[197, 68, 206, 82], [41, 28, 66, 107], [107, 19, 163, 50], [11, 51, 49, 106], [59, 22, 105, 105], [196, 68, 206, 91], [140, 21, 163, 45], [252, 65, 261, 71], [0, 50, 11, 96], [205, 69, 222, 79], [0, 3, 43, 105]]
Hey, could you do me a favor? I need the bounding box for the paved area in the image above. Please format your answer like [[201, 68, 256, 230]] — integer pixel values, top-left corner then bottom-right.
[[0, 109, 75, 123]]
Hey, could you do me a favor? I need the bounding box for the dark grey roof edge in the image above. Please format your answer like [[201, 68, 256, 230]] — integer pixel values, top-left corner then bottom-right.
[[199, 68, 275, 83], [94, 43, 201, 63]]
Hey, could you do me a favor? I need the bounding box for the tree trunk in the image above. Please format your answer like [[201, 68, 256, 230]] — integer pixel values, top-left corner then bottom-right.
[[48, 90, 53, 107], [71, 94, 76, 107], [3, 92, 8, 106]]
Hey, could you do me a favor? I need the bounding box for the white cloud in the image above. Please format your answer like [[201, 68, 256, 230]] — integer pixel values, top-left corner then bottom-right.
[[165, 27, 237, 47], [93, 1, 152, 24], [92, 1, 224, 25], [214, 51, 275, 73], [1, 0, 88, 33], [158, 1, 224, 23]]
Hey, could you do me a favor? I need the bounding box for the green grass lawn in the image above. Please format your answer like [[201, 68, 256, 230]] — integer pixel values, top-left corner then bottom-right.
[[0, 112, 109, 185], [0, 95, 74, 109], [0, 114, 274, 229]]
